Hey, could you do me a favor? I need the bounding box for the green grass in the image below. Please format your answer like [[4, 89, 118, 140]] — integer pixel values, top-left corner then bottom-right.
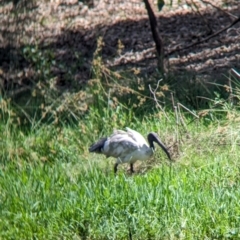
[[1, 110, 240, 239], [2, 4, 240, 238]]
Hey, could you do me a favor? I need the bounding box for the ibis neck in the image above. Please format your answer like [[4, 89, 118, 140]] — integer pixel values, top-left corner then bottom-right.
[[149, 141, 155, 151]]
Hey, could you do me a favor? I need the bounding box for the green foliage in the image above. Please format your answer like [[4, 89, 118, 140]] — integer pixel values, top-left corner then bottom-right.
[[1, 131, 240, 239], [23, 45, 55, 79], [18, 45, 89, 126], [9, 37, 238, 129], [157, 0, 165, 11], [1, 34, 240, 239], [1, 37, 170, 128], [1, 80, 240, 237]]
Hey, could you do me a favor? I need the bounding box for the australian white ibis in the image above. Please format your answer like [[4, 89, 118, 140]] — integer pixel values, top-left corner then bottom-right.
[[89, 127, 171, 173]]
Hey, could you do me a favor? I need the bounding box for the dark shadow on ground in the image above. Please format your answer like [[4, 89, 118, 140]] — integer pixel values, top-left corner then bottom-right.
[[0, 0, 239, 109]]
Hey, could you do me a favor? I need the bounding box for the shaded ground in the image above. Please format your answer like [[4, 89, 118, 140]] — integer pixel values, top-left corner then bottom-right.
[[0, 0, 239, 105]]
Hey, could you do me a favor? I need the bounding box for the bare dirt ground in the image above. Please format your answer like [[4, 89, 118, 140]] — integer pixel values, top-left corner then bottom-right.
[[0, 0, 239, 101]]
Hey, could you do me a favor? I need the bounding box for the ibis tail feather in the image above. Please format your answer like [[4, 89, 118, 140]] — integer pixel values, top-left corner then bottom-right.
[[89, 137, 108, 153]]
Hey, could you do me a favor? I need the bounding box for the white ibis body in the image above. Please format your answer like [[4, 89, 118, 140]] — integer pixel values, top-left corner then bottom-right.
[[89, 127, 171, 173]]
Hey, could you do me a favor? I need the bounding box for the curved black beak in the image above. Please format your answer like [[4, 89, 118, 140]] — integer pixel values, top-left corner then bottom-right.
[[147, 132, 171, 161]]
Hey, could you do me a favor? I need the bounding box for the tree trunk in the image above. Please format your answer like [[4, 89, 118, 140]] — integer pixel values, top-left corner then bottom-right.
[[143, 0, 164, 74]]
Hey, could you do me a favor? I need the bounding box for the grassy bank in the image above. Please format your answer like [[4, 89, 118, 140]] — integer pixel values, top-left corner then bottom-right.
[[0, 109, 240, 239]]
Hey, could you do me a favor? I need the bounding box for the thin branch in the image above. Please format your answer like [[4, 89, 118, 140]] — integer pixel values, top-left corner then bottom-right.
[[200, 0, 238, 19], [177, 103, 199, 119], [228, 72, 233, 105], [171, 92, 178, 124], [167, 15, 240, 56], [231, 68, 240, 79], [171, 92, 181, 155], [8, 86, 31, 98], [177, 103, 188, 130], [214, 143, 240, 146], [149, 79, 170, 120]]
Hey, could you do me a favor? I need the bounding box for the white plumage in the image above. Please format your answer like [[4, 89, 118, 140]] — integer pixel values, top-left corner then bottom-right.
[[89, 127, 171, 173]]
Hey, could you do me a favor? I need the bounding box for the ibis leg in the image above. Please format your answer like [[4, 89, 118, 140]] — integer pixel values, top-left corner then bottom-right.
[[114, 163, 119, 174], [130, 163, 134, 173]]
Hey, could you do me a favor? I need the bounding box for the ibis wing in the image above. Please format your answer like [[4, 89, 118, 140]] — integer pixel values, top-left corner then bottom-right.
[[126, 127, 148, 146], [103, 135, 139, 159]]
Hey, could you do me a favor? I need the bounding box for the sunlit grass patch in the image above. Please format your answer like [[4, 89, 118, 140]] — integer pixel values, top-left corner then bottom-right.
[[1, 43, 240, 238], [0, 110, 240, 239]]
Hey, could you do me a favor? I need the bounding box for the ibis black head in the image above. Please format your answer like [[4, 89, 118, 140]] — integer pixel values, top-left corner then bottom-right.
[[147, 132, 171, 161]]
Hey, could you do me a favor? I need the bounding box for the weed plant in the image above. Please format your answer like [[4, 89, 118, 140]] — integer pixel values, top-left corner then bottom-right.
[[1, 96, 240, 239], [1, 40, 240, 239]]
